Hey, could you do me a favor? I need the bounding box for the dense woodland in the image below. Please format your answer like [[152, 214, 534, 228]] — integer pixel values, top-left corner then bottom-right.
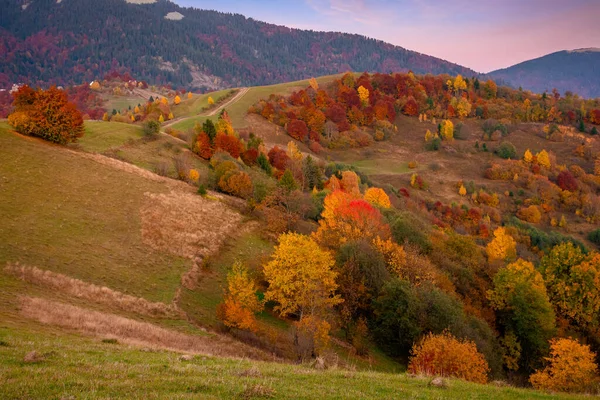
[[0, 0, 477, 90]]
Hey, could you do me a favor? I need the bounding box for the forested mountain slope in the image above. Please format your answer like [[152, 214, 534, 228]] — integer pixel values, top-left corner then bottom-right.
[[0, 0, 478, 90]]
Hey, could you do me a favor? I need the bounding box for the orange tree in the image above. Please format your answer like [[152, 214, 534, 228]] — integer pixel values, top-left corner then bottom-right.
[[217, 262, 264, 332], [8, 85, 84, 144], [530, 338, 598, 393], [408, 331, 490, 384]]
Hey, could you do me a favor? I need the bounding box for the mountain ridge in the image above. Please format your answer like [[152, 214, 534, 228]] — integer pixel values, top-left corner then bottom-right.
[[489, 48, 600, 98], [0, 0, 479, 90]]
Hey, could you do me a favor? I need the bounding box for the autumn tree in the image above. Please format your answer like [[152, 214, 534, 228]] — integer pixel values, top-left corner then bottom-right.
[[263, 233, 342, 355], [537, 150, 551, 169], [9, 85, 84, 144], [539, 243, 600, 327], [440, 119, 454, 140], [173, 95, 181, 105], [357, 85, 370, 107], [364, 187, 391, 208], [408, 331, 490, 384], [217, 262, 264, 332], [486, 227, 517, 262], [523, 149, 533, 163], [308, 77, 319, 91], [208, 96, 214, 105], [530, 338, 598, 393], [287, 119, 309, 141], [488, 259, 556, 370], [314, 191, 391, 249]]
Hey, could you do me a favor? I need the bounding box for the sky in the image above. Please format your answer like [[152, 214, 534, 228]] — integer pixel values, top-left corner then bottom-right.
[[173, 0, 600, 73]]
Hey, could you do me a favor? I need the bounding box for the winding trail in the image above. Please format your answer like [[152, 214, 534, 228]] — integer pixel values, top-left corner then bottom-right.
[[162, 87, 249, 130]]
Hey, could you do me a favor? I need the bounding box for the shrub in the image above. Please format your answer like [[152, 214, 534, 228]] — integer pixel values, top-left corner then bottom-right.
[[214, 133, 243, 159], [530, 338, 598, 393], [142, 120, 161, 139], [496, 141, 517, 159], [517, 205, 542, 223], [408, 331, 489, 384], [287, 119, 309, 141], [218, 171, 253, 199], [556, 170, 578, 192], [241, 148, 258, 166], [589, 229, 600, 246], [9, 85, 84, 144], [426, 136, 441, 151]]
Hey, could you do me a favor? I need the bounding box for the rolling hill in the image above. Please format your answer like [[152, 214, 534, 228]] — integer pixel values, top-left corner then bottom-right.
[[489, 48, 600, 98], [0, 0, 479, 90]]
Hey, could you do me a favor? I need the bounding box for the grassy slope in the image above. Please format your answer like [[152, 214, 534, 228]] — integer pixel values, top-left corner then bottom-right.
[[0, 122, 189, 303], [78, 121, 143, 153], [0, 324, 577, 400]]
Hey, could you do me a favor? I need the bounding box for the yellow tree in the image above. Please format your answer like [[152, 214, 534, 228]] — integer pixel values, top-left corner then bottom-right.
[[340, 170, 361, 196], [160, 97, 168, 105], [158, 114, 164, 123], [523, 149, 533, 163], [456, 97, 472, 119], [102, 112, 109, 121], [134, 105, 140, 113], [424, 129, 434, 142], [167, 112, 174, 120], [486, 227, 517, 262], [187, 92, 193, 99], [364, 187, 391, 208], [217, 261, 264, 332], [453, 74, 467, 93], [459, 185, 467, 196], [357, 86, 370, 107], [537, 150, 551, 168], [263, 233, 341, 321], [208, 96, 215, 105], [308, 77, 319, 91], [174, 95, 181, 105], [441, 120, 454, 140]]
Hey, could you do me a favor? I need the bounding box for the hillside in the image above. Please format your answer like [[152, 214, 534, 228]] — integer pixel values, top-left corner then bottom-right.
[[0, 0, 478, 90], [489, 49, 600, 98], [3, 68, 600, 398]]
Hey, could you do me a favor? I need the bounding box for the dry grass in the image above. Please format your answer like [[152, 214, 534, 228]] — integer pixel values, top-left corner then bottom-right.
[[19, 296, 276, 361], [140, 191, 243, 261], [5, 263, 179, 318]]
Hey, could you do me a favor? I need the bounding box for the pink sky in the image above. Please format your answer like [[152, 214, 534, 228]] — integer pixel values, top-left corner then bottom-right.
[[180, 0, 600, 72]]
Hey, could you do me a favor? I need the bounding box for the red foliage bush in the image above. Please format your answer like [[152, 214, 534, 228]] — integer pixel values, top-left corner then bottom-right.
[[287, 119, 309, 141], [325, 104, 347, 124], [214, 133, 243, 159], [241, 148, 258, 166], [309, 140, 323, 154], [193, 132, 214, 160], [402, 96, 419, 116], [268, 146, 290, 170], [556, 170, 578, 192]]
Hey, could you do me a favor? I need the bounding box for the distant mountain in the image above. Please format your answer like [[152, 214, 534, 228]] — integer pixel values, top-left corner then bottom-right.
[[489, 49, 600, 99], [0, 0, 478, 90]]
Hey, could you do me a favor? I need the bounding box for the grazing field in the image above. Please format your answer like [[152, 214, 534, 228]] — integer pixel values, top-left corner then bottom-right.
[[78, 121, 143, 153], [0, 325, 580, 400]]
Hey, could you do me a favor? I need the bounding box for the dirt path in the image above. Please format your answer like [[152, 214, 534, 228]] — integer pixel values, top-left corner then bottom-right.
[[206, 87, 249, 116], [162, 87, 249, 130]]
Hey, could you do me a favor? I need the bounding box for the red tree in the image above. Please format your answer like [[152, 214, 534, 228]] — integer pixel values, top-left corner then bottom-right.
[[215, 133, 243, 159], [268, 146, 290, 170], [287, 119, 309, 141]]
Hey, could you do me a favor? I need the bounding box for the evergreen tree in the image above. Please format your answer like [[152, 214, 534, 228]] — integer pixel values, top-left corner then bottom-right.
[[202, 119, 217, 141], [278, 169, 298, 193], [257, 153, 272, 175]]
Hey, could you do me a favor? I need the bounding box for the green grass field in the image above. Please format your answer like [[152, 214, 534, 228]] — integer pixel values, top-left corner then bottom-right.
[[0, 122, 189, 303], [78, 121, 143, 153], [173, 89, 235, 118], [0, 324, 579, 400]]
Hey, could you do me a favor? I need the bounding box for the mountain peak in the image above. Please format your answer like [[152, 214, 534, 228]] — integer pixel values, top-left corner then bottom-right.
[[567, 47, 600, 53]]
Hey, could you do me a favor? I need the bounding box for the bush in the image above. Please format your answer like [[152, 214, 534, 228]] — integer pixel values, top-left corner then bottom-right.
[[589, 229, 600, 246], [408, 332, 490, 384], [142, 120, 161, 139], [530, 338, 598, 393], [426, 136, 441, 151], [556, 170, 578, 192], [496, 141, 517, 159], [9, 86, 84, 144], [517, 205, 542, 223], [218, 171, 253, 199]]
